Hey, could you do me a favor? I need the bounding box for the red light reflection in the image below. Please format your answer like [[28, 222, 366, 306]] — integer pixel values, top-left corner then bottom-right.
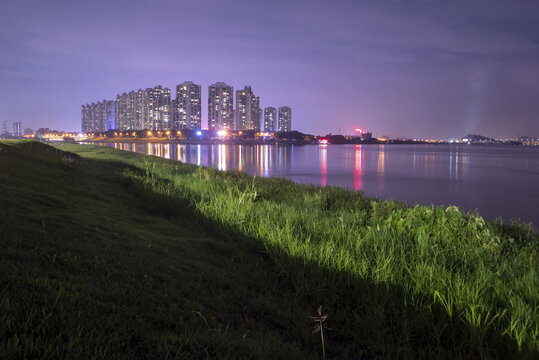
[[321, 145, 327, 187], [354, 144, 364, 190]]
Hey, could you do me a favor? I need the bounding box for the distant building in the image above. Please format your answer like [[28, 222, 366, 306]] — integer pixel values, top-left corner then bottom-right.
[[82, 99, 115, 133], [115, 85, 171, 131], [278, 106, 292, 132], [264, 107, 277, 132], [174, 81, 201, 130], [150, 85, 171, 130], [171, 99, 177, 129], [12, 122, 22, 137], [114, 93, 129, 131], [362, 132, 372, 140], [1, 120, 8, 134], [208, 82, 234, 130], [104, 101, 116, 130], [134, 89, 145, 130], [235, 86, 261, 131]]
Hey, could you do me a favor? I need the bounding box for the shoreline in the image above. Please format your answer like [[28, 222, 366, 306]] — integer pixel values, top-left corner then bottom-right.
[[83, 139, 538, 227], [81, 137, 532, 146]]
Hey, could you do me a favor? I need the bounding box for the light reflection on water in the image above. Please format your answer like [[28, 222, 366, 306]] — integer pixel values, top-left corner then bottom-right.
[[91, 142, 539, 226]]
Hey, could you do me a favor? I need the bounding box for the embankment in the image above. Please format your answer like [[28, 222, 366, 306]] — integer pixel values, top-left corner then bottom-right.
[[1, 140, 537, 359]]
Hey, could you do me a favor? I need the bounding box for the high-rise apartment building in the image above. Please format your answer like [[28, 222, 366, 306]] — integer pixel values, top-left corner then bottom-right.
[[104, 101, 116, 130], [174, 81, 201, 130], [81, 105, 89, 132], [208, 82, 234, 130], [115, 92, 134, 131], [12, 122, 22, 137], [278, 106, 292, 132], [142, 88, 153, 130], [263, 107, 277, 132], [235, 86, 260, 131], [114, 85, 170, 131], [81, 100, 115, 133], [149, 85, 171, 130], [171, 99, 177, 129]]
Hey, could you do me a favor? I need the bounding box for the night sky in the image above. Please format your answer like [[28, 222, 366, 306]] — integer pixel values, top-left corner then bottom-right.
[[1, 0, 539, 138]]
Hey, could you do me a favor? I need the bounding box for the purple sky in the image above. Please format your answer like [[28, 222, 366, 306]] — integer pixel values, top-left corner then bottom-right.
[[1, 0, 539, 138]]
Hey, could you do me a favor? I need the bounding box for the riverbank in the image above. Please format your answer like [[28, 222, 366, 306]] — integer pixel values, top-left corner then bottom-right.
[[1, 140, 537, 359], [84, 141, 539, 227], [84, 137, 279, 145]]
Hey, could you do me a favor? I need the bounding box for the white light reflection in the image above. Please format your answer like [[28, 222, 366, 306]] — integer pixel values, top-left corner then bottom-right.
[[218, 144, 227, 171], [164, 144, 170, 159], [180, 145, 187, 163], [263, 144, 269, 177], [238, 145, 242, 172], [377, 145, 385, 191]]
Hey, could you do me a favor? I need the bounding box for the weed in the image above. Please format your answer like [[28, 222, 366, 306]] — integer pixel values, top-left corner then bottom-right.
[[312, 305, 330, 359]]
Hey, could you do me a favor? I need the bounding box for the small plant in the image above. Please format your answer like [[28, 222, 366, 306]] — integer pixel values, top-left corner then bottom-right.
[[312, 305, 330, 358]]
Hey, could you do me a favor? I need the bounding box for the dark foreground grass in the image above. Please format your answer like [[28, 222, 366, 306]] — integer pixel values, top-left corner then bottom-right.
[[0, 140, 537, 359]]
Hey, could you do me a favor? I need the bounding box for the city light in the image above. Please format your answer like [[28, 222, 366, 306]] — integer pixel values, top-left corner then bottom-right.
[[81, 84, 294, 136], [196, 130, 202, 136], [217, 130, 227, 137]]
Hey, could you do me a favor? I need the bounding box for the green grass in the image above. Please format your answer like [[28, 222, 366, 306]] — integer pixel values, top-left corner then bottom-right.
[[1, 140, 538, 359]]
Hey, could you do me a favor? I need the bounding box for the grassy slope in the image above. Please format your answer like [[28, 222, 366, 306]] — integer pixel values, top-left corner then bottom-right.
[[0, 140, 537, 359]]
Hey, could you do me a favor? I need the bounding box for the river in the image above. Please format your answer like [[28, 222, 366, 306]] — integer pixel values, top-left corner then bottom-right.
[[92, 142, 539, 227]]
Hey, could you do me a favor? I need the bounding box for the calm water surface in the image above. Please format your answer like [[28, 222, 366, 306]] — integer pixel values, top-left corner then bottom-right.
[[96, 142, 539, 226]]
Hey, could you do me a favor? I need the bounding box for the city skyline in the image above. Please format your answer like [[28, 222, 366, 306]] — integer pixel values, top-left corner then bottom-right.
[[82, 82, 291, 132], [1, 0, 539, 138]]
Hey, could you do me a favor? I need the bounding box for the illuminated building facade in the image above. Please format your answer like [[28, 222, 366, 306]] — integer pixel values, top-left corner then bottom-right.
[[114, 85, 171, 131], [208, 82, 234, 130], [115, 92, 135, 131], [174, 81, 201, 130], [235, 86, 261, 131], [149, 85, 171, 130], [12, 121, 22, 137], [263, 107, 276, 131], [81, 100, 115, 133], [278, 106, 292, 132]]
